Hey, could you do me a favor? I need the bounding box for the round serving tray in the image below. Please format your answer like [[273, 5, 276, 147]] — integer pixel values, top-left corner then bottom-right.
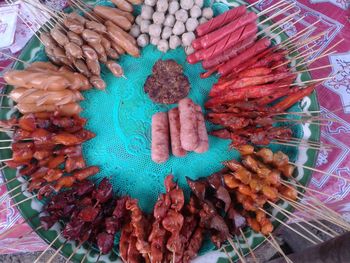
[[0, 0, 320, 262]]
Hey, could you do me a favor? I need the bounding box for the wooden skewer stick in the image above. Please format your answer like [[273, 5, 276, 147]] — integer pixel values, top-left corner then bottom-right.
[[0, 146, 12, 150], [0, 158, 13, 162], [0, 51, 29, 66], [296, 64, 332, 74], [268, 201, 326, 242], [274, 118, 328, 126], [258, 4, 295, 26], [258, 12, 300, 37], [280, 137, 335, 149], [270, 14, 304, 39], [222, 247, 234, 263], [274, 139, 331, 151], [262, 208, 318, 245], [279, 20, 321, 48], [258, 0, 287, 16], [289, 178, 350, 226], [33, 232, 62, 263], [0, 178, 32, 200], [262, 234, 293, 263], [239, 229, 258, 263], [281, 180, 336, 199], [280, 195, 350, 231], [234, 235, 245, 260], [47, 241, 67, 263], [70, 0, 100, 22], [290, 162, 350, 184], [270, 200, 337, 239], [95, 251, 102, 263], [288, 30, 328, 55], [80, 245, 92, 263], [0, 194, 38, 213], [227, 237, 247, 263], [65, 242, 83, 263], [314, 219, 339, 237], [271, 141, 327, 151], [269, 234, 294, 263]]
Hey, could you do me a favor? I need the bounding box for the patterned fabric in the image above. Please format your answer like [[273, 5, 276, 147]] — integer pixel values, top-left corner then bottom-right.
[[0, 0, 349, 254]]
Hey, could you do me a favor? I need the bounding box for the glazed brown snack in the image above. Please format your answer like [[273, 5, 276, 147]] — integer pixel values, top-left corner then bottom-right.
[[9, 87, 83, 105], [94, 6, 132, 31], [26, 61, 59, 72], [89, 42, 107, 63], [65, 42, 83, 59], [50, 27, 69, 47], [82, 45, 99, 60], [87, 58, 101, 76], [82, 29, 102, 45], [16, 102, 82, 116], [63, 16, 84, 34], [40, 32, 57, 49], [86, 20, 107, 34], [73, 59, 91, 77], [144, 60, 190, 104], [67, 31, 84, 46]]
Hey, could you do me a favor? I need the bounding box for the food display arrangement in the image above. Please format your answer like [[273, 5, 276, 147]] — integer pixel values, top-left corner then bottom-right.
[[0, 0, 348, 262]]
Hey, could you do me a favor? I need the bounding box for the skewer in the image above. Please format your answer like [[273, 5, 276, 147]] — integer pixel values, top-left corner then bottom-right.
[[69, 0, 100, 22], [65, 242, 83, 263], [275, 138, 333, 151], [247, 0, 264, 8], [274, 118, 328, 126], [271, 141, 327, 151], [279, 137, 335, 149], [261, 234, 292, 263], [268, 234, 294, 263], [261, 208, 318, 244], [258, 4, 295, 26], [227, 237, 247, 263], [290, 162, 350, 184], [269, 14, 304, 39], [0, 146, 12, 150], [33, 233, 62, 263], [279, 20, 321, 48], [0, 51, 29, 66], [288, 30, 328, 55], [281, 180, 336, 199], [47, 240, 67, 263], [258, 0, 287, 16], [239, 229, 258, 263], [258, 12, 300, 37], [0, 178, 32, 201], [81, 246, 92, 263], [280, 195, 350, 231], [314, 219, 339, 237], [0, 158, 13, 162], [0, 194, 38, 214], [269, 201, 336, 239], [95, 251, 102, 263], [305, 39, 344, 66], [222, 247, 234, 263], [268, 201, 325, 242], [234, 235, 245, 260], [296, 64, 332, 74]]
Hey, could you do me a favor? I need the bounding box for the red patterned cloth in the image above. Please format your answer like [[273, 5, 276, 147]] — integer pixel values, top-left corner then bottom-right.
[[0, 0, 349, 254]]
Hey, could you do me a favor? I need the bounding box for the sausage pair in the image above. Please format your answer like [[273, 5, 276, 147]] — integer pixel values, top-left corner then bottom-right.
[[151, 98, 209, 164]]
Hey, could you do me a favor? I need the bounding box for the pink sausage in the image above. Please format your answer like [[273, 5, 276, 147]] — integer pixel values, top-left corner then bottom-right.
[[202, 35, 256, 69], [178, 98, 199, 151], [168, 108, 187, 157], [193, 12, 257, 50], [194, 106, 209, 154], [218, 38, 271, 76], [151, 112, 170, 163], [187, 23, 257, 64], [196, 5, 247, 37]]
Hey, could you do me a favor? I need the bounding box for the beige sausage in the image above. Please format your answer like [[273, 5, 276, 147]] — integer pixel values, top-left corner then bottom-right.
[[16, 102, 82, 116], [106, 61, 124, 77], [111, 42, 125, 55], [110, 8, 134, 23], [110, 0, 133, 12], [106, 22, 139, 57], [93, 6, 131, 31], [106, 48, 119, 59], [4, 70, 70, 90], [10, 87, 83, 105], [67, 13, 87, 25], [105, 20, 136, 46], [90, 75, 106, 90], [67, 31, 84, 46]]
